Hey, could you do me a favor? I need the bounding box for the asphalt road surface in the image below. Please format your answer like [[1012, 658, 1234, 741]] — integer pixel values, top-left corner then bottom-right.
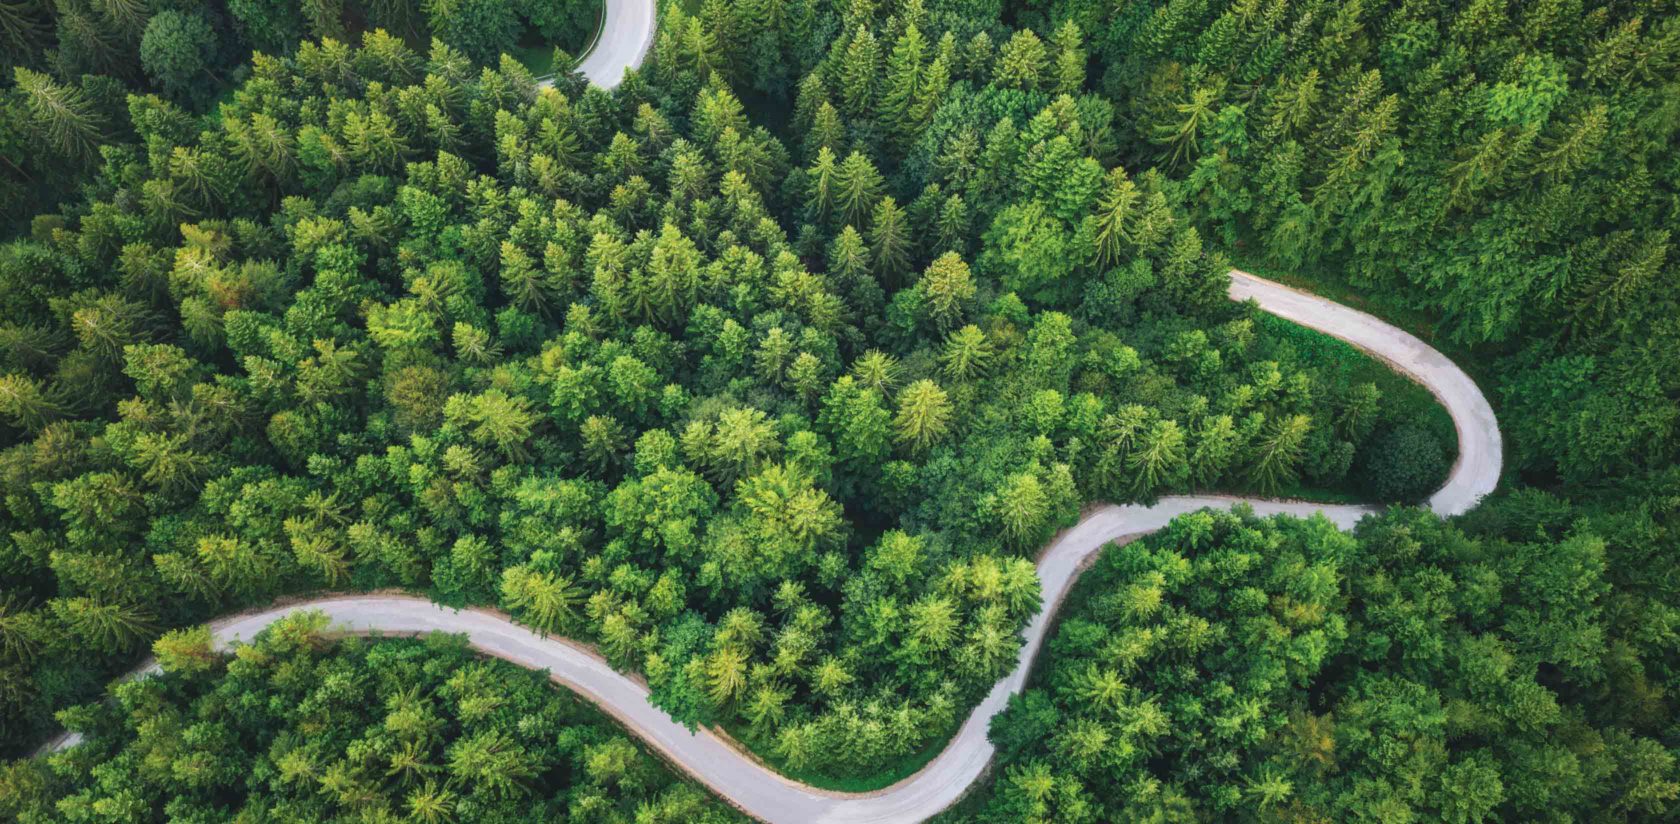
[[550, 0, 655, 89], [38, 271, 1502, 822]]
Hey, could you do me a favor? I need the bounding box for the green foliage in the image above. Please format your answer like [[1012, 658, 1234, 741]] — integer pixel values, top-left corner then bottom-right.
[[0, 25, 1428, 777], [1, 619, 743, 823], [519, 0, 599, 61], [1041, 0, 1680, 485], [5, 0, 1675, 810], [138, 11, 219, 105], [226, 0, 307, 54], [1360, 423, 1448, 503], [980, 200, 1077, 304], [423, 0, 519, 66], [954, 502, 1680, 822]]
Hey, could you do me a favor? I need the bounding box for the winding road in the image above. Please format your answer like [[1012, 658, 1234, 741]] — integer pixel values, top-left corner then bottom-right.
[[39, 270, 1502, 823], [541, 0, 655, 90]]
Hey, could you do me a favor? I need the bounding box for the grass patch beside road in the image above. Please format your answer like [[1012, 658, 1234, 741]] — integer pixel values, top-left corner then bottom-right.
[[508, 38, 562, 76], [719, 716, 958, 793]]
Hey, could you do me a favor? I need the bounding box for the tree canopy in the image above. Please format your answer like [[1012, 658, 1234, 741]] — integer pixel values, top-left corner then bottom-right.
[[954, 498, 1680, 822], [1, 0, 1677, 815], [0, 614, 744, 823], [0, 7, 1450, 780]]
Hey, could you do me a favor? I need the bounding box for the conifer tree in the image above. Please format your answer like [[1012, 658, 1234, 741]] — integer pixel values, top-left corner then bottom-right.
[[833, 150, 883, 229], [995, 29, 1047, 91], [0, 373, 63, 431], [939, 324, 992, 382], [810, 101, 845, 155], [13, 67, 105, 161], [921, 251, 975, 331], [893, 378, 952, 453], [1127, 419, 1187, 494], [879, 23, 926, 146], [1050, 20, 1084, 94], [1246, 414, 1311, 494], [838, 24, 879, 119], [868, 195, 911, 282]]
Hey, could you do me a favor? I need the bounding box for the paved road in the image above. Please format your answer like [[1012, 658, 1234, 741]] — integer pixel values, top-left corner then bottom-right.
[[40, 271, 1501, 823], [549, 0, 655, 89]]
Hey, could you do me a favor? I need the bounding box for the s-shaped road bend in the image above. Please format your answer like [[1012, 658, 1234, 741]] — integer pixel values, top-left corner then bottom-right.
[[37, 270, 1503, 823]]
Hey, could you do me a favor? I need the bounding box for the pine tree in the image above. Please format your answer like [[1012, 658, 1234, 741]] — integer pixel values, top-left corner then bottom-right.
[[834, 150, 883, 229], [935, 193, 968, 254], [1190, 414, 1240, 488], [907, 594, 958, 653], [851, 350, 900, 395], [289, 525, 351, 585], [776, 722, 817, 769], [868, 195, 911, 283], [301, 0, 345, 40], [500, 566, 583, 635], [786, 351, 827, 404], [0, 596, 44, 664], [879, 24, 926, 146], [810, 101, 845, 156], [745, 682, 790, 729], [1128, 419, 1187, 495], [939, 324, 993, 382], [793, 71, 828, 133], [1091, 166, 1141, 267], [0, 374, 63, 432], [0, 1, 49, 65], [1246, 414, 1311, 494], [805, 146, 838, 221], [226, 112, 297, 185], [894, 378, 952, 453], [149, 625, 220, 675], [838, 24, 879, 119], [405, 781, 457, 823], [344, 108, 410, 172], [921, 251, 975, 331], [1262, 70, 1321, 143], [13, 68, 105, 162], [448, 389, 538, 460], [580, 415, 625, 473], [52, 596, 157, 653], [1531, 103, 1608, 182], [132, 431, 211, 495], [828, 224, 871, 286], [909, 34, 953, 130], [1155, 85, 1222, 170], [1050, 20, 1085, 94], [704, 406, 781, 486], [705, 645, 749, 706], [53, 1, 126, 78], [995, 29, 1048, 91], [994, 470, 1049, 547], [965, 30, 995, 79]]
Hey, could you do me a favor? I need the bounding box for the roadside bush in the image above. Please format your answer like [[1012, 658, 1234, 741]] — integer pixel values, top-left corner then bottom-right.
[[1361, 423, 1448, 503], [424, 0, 520, 65]]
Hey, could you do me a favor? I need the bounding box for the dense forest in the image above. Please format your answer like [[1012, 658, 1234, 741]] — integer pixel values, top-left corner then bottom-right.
[[1016, 0, 1680, 488], [0, 0, 1451, 778], [945, 499, 1680, 822], [0, 0, 600, 223], [0, 615, 743, 822], [1, 0, 1677, 819]]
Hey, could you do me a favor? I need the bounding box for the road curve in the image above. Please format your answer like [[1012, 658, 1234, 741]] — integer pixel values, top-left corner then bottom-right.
[[550, 0, 655, 90], [40, 271, 1501, 823]]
